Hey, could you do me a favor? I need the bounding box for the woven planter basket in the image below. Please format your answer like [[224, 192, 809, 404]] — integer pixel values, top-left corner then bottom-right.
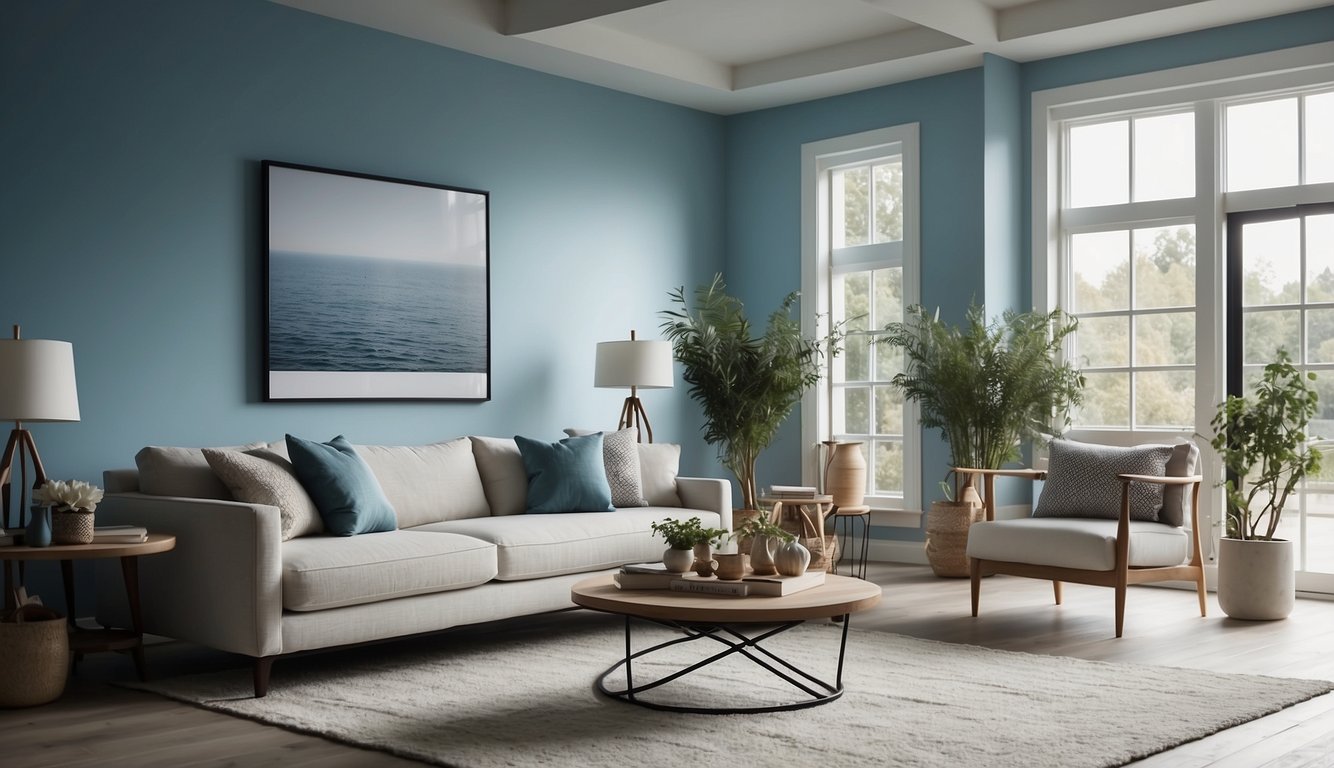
[[0, 605, 69, 707], [51, 509, 95, 545]]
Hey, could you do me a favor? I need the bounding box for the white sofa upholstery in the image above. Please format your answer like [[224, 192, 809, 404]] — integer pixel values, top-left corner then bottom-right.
[[94, 436, 730, 696]]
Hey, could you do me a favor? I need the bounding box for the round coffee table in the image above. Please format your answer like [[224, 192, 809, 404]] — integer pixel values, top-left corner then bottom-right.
[[571, 572, 881, 714]]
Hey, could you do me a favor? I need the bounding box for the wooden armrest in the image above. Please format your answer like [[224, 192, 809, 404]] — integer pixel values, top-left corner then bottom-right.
[[953, 467, 1046, 479], [1117, 474, 1203, 486]]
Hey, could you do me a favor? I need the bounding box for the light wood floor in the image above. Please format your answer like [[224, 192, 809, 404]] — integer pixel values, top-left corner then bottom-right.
[[4, 563, 1334, 767]]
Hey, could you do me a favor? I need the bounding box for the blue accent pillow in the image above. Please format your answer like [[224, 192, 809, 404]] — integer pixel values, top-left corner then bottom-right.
[[285, 434, 397, 536], [514, 433, 615, 514]]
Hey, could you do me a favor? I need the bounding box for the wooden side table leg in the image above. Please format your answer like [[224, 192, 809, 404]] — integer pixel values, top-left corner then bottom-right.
[[121, 555, 148, 681], [61, 559, 76, 628]]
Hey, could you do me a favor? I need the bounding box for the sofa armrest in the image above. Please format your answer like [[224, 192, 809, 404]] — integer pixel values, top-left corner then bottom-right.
[[675, 477, 731, 532], [94, 492, 284, 658]]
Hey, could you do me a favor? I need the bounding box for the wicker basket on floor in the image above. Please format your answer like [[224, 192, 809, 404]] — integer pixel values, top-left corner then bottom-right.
[[0, 604, 70, 707]]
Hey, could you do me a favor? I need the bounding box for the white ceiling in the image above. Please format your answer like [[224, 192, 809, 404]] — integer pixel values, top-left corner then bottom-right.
[[272, 0, 1333, 114]]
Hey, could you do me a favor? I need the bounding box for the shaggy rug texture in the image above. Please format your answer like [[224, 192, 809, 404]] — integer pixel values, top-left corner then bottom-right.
[[131, 617, 1333, 768]]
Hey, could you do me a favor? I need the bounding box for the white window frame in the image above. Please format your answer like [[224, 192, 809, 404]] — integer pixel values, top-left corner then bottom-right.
[[801, 124, 921, 528], [1033, 42, 1334, 588]]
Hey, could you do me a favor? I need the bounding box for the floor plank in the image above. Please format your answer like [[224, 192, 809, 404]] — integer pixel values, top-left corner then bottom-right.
[[2, 563, 1331, 766]]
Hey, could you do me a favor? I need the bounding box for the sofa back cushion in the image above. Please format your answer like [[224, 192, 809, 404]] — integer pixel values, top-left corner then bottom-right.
[[136, 442, 269, 499], [356, 438, 491, 527], [470, 436, 527, 516]]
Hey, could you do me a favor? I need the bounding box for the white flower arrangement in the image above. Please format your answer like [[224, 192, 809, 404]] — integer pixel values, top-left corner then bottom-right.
[[35, 479, 104, 513]]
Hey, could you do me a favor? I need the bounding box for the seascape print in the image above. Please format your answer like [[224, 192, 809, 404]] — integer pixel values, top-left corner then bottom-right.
[[264, 163, 489, 400]]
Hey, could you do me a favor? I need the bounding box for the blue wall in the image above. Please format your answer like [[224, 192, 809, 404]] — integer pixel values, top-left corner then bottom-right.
[[1, 0, 726, 503]]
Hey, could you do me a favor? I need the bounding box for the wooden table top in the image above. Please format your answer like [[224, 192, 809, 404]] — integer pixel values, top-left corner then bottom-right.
[[0, 533, 176, 561], [571, 572, 881, 623]]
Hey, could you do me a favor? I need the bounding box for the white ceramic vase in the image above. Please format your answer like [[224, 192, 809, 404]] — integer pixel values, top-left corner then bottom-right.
[[775, 539, 811, 576], [750, 535, 778, 576], [662, 547, 694, 574], [1217, 537, 1295, 620]]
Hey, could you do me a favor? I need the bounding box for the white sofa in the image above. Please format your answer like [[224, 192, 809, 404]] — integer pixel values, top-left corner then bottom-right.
[[94, 435, 730, 696]]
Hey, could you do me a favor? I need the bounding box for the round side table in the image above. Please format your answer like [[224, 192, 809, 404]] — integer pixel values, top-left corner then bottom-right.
[[0, 533, 176, 681]]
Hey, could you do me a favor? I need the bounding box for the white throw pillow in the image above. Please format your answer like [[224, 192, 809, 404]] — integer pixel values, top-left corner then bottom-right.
[[637, 443, 683, 507], [203, 447, 324, 540], [469, 436, 527, 516]]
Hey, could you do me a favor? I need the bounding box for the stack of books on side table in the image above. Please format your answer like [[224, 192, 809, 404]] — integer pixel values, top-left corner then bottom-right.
[[614, 562, 826, 597], [91, 525, 148, 543], [768, 485, 818, 500]]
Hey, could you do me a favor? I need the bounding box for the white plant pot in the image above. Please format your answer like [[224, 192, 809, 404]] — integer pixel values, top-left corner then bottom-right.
[[662, 547, 694, 574], [1217, 537, 1295, 621]]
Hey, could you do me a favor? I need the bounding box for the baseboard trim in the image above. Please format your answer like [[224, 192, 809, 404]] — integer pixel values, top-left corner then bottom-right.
[[867, 539, 928, 565]]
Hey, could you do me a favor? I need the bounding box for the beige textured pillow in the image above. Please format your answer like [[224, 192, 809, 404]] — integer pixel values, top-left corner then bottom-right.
[[469, 436, 526, 516], [203, 448, 324, 540], [637, 443, 682, 507]]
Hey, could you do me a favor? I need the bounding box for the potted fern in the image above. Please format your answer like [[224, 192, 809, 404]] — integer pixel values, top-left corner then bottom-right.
[[1209, 349, 1321, 620], [659, 274, 840, 515], [880, 303, 1083, 577]]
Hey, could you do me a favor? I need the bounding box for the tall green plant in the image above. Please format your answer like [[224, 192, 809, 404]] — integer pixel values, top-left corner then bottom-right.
[[1210, 349, 1321, 541], [880, 304, 1084, 472], [660, 275, 838, 511]]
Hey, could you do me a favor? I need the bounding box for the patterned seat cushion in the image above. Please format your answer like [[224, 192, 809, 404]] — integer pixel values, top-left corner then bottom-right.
[[1033, 440, 1175, 522]]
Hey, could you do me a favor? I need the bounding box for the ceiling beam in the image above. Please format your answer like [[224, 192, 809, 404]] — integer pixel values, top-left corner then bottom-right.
[[735, 25, 969, 90], [997, 0, 1207, 41], [503, 0, 669, 36], [859, 0, 998, 45]]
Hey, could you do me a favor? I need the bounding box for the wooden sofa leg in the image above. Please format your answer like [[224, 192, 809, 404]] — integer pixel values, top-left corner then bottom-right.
[[970, 558, 981, 617], [254, 656, 275, 698], [1052, 580, 1062, 605]]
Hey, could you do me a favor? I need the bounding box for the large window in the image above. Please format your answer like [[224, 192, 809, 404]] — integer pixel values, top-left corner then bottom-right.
[[1035, 42, 1334, 591], [802, 125, 920, 519]]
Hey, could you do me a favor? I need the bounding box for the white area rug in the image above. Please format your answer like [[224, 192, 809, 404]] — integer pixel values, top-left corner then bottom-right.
[[131, 616, 1333, 768]]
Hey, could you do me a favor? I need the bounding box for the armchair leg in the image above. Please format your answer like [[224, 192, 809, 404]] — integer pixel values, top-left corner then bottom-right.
[[1052, 580, 1062, 605], [1196, 570, 1208, 617], [1114, 585, 1126, 638], [970, 558, 981, 617]]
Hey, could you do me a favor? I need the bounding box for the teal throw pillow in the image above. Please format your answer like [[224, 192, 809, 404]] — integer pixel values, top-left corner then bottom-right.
[[285, 434, 397, 536], [515, 433, 615, 514]]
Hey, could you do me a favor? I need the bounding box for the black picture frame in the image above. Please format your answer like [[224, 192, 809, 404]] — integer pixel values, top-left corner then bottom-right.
[[262, 161, 490, 401]]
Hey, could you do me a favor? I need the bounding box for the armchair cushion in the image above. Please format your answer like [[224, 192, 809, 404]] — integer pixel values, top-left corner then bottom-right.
[[967, 518, 1188, 571], [1160, 441, 1201, 527], [1032, 440, 1174, 522]]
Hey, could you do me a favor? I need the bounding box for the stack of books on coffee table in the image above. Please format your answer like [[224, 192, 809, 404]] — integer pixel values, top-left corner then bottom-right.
[[613, 562, 825, 597]]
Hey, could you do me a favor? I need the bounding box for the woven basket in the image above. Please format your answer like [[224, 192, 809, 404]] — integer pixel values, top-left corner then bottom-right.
[[52, 509, 94, 545], [0, 605, 69, 707], [773, 504, 840, 573]]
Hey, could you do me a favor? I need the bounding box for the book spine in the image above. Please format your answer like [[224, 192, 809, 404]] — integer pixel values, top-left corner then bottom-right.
[[669, 579, 748, 596]]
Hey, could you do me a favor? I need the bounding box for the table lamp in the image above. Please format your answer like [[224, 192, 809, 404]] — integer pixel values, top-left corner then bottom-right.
[[594, 330, 672, 442], [0, 325, 81, 529]]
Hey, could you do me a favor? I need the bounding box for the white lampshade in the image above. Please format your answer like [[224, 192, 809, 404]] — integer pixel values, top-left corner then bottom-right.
[[0, 339, 81, 422], [594, 339, 673, 390]]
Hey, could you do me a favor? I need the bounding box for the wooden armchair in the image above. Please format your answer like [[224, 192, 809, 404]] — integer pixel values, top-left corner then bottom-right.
[[961, 440, 1207, 637]]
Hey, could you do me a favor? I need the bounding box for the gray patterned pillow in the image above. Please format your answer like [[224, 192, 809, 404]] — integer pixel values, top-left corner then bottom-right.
[[1033, 440, 1174, 522], [203, 447, 324, 540]]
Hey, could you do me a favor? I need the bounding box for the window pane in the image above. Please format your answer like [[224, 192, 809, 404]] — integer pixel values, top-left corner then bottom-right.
[[842, 272, 870, 331], [1077, 372, 1129, 428], [1134, 225, 1195, 309], [843, 387, 870, 434], [1226, 98, 1298, 192], [834, 167, 869, 247], [1306, 92, 1334, 184], [1135, 312, 1195, 365], [1308, 309, 1334, 364], [1135, 370, 1194, 429], [1074, 316, 1128, 368], [874, 337, 902, 381], [1311, 375, 1334, 443], [875, 385, 903, 434], [1241, 218, 1301, 306], [1134, 112, 1194, 201], [873, 268, 902, 326], [1069, 120, 1128, 207], [1243, 309, 1299, 365], [1308, 215, 1334, 302], [844, 334, 871, 381], [874, 440, 903, 495], [1071, 230, 1129, 312], [873, 161, 903, 243]]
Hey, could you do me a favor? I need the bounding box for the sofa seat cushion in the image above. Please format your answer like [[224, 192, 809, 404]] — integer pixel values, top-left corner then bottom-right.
[[281, 531, 497, 611], [967, 518, 1188, 572], [414, 508, 722, 581]]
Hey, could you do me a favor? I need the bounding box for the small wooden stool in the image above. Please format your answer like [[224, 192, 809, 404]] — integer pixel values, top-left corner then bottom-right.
[[830, 505, 871, 579]]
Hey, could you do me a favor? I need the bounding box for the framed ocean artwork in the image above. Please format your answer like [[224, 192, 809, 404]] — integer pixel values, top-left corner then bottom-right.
[[262, 161, 490, 401]]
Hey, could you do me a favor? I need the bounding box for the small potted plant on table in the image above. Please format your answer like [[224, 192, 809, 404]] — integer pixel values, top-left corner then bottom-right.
[[651, 517, 728, 574]]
